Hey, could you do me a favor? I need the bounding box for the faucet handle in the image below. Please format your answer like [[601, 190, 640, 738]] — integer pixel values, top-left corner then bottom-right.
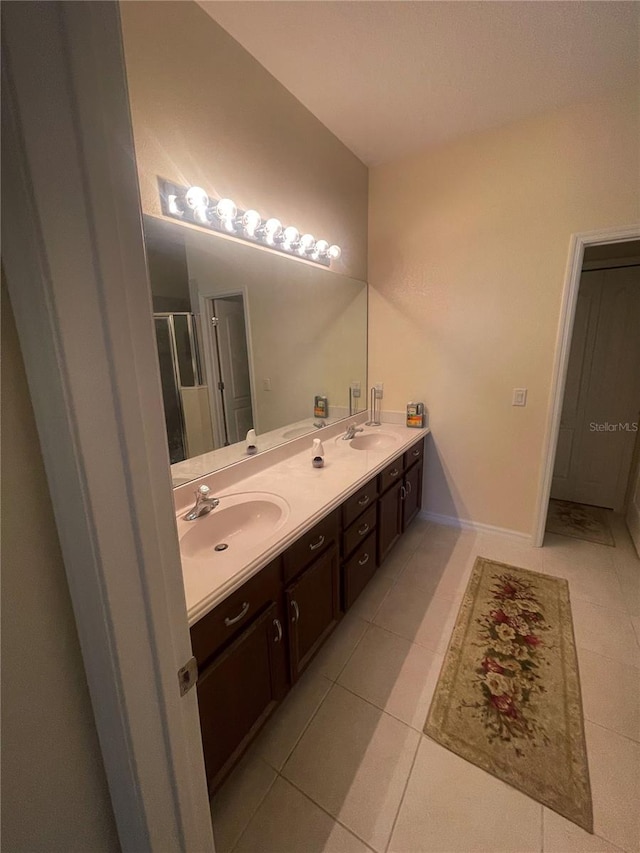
[[196, 484, 210, 498]]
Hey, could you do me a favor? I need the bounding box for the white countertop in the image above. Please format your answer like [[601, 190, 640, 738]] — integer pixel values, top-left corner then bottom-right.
[[173, 418, 430, 626]]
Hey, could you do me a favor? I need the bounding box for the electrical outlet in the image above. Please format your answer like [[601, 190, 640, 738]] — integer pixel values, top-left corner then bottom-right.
[[512, 388, 527, 406]]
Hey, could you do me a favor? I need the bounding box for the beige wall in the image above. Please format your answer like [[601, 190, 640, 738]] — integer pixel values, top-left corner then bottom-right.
[[120, 0, 368, 281], [1, 282, 119, 852], [369, 91, 640, 535]]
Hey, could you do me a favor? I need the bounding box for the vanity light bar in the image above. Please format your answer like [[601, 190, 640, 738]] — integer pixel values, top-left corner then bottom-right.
[[158, 179, 342, 268]]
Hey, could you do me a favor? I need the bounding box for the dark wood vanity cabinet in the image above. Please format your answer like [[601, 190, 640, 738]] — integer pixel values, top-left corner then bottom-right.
[[341, 481, 379, 609], [196, 601, 288, 791], [377, 477, 404, 563], [286, 546, 339, 682], [190, 436, 425, 792], [377, 437, 425, 564], [284, 509, 340, 682]]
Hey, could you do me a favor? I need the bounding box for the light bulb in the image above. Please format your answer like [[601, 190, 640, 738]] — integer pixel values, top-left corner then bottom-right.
[[264, 218, 282, 243], [328, 245, 342, 260], [242, 209, 261, 236], [298, 233, 315, 255], [185, 186, 209, 210], [193, 204, 209, 225], [216, 198, 237, 222], [282, 226, 300, 248], [313, 239, 329, 258], [167, 194, 184, 216]]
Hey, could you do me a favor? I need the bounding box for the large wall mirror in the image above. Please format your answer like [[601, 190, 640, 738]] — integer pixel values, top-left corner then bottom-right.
[[144, 216, 368, 485]]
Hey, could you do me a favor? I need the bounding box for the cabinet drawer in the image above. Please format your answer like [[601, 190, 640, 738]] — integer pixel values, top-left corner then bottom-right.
[[404, 439, 424, 470], [342, 502, 377, 558], [343, 531, 378, 610], [342, 477, 378, 528], [283, 509, 339, 583], [378, 454, 404, 494], [190, 557, 282, 668]]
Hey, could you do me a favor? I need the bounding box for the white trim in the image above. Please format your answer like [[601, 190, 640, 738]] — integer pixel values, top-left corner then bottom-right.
[[419, 511, 531, 542], [581, 256, 640, 271], [532, 225, 640, 547], [1, 3, 214, 851]]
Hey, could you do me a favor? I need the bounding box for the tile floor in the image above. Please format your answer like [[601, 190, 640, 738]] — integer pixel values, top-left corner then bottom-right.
[[210, 517, 640, 853]]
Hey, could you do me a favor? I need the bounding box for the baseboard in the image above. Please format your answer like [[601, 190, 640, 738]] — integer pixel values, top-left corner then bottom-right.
[[419, 510, 532, 543]]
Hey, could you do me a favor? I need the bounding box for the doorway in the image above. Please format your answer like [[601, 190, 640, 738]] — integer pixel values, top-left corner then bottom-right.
[[207, 294, 254, 446], [541, 239, 640, 548]]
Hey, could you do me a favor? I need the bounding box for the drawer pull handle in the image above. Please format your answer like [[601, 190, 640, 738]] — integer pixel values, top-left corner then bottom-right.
[[400, 485, 406, 501], [291, 600, 300, 623], [358, 495, 370, 506], [406, 480, 412, 494], [224, 601, 249, 626], [390, 468, 400, 477], [358, 553, 370, 567], [309, 534, 325, 551], [412, 449, 420, 457], [273, 618, 283, 643], [358, 522, 370, 536]]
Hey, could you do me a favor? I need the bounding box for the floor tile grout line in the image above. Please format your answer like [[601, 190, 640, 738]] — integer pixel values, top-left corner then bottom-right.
[[262, 675, 335, 774], [576, 643, 640, 672], [331, 679, 430, 735], [383, 730, 422, 853], [539, 803, 544, 853], [225, 770, 279, 853], [585, 717, 640, 748], [274, 772, 378, 853]]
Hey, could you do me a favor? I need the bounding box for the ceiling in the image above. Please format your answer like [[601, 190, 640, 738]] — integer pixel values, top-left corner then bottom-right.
[[197, 1, 639, 166]]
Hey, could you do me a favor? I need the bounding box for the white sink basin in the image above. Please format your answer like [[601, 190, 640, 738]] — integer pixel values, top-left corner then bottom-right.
[[178, 492, 289, 559], [336, 431, 400, 452]]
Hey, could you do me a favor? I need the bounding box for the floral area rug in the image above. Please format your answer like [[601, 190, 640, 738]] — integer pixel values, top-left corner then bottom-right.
[[424, 557, 593, 832], [546, 499, 615, 546]]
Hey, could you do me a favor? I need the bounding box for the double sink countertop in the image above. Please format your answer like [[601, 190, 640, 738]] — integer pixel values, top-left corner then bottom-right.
[[173, 414, 430, 626]]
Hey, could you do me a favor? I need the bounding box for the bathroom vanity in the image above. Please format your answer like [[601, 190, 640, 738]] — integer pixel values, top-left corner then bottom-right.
[[174, 421, 428, 792]]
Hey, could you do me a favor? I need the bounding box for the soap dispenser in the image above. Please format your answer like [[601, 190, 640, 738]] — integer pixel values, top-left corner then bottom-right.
[[246, 428, 258, 455], [312, 438, 325, 468]]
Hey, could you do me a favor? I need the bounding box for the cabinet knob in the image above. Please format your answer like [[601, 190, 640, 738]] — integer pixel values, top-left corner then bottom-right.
[[390, 468, 399, 477], [224, 601, 250, 626], [358, 552, 370, 567], [273, 618, 283, 643], [358, 522, 370, 537], [358, 495, 370, 506], [291, 599, 300, 623], [406, 480, 412, 494], [400, 485, 406, 501], [309, 534, 325, 552], [412, 449, 420, 457]]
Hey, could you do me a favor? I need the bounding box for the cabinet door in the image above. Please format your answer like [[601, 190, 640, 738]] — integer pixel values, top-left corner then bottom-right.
[[286, 546, 339, 682], [196, 600, 287, 792], [378, 478, 403, 564], [402, 459, 423, 530]]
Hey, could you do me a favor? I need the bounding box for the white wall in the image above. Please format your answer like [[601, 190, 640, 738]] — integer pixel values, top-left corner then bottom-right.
[[1, 282, 119, 852], [369, 91, 640, 535]]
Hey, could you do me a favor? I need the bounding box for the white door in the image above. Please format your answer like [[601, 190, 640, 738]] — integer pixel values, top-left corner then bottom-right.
[[212, 296, 254, 444], [552, 266, 640, 509]]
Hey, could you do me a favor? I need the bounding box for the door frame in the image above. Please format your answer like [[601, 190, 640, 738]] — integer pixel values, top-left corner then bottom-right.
[[532, 224, 640, 547], [2, 3, 214, 850], [198, 287, 259, 444]]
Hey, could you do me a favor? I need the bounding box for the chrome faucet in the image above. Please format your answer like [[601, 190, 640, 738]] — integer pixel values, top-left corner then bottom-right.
[[342, 422, 364, 440], [184, 485, 220, 521]]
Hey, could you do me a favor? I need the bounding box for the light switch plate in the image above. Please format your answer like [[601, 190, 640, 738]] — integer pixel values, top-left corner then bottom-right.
[[513, 388, 527, 406], [263, 378, 272, 391]]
